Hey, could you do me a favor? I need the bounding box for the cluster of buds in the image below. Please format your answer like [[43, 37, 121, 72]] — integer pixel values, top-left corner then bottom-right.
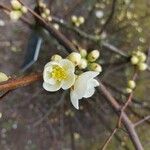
[[71, 15, 85, 27], [43, 50, 102, 109], [131, 51, 147, 71], [86, 49, 102, 72], [65, 49, 102, 73], [38, 1, 52, 22], [10, 0, 28, 21], [126, 80, 136, 93]]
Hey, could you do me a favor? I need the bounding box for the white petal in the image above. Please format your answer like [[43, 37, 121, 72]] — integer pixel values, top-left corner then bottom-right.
[[84, 79, 99, 98], [60, 59, 75, 73], [44, 61, 59, 69], [43, 62, 58, 84], [70, 91, 79, 109], [83, 86, 95, 98], [73, 71, 99, 99], [90, 79, 99, 87], [62, 73, 75, 90], [43, 82, 62, 92]]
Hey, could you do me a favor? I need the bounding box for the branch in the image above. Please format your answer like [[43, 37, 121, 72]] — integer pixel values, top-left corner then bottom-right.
[[0, 73, 42, 92], [99, 0, 117, 34], [98, 82, 144, 150], [18, 0, 77, 53], [134, 115, 150, 127], [0, 4, 32, 27]]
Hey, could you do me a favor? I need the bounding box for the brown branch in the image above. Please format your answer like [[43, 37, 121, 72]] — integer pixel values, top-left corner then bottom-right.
[[0, 3, 32, 27], [99, 0, 117, 34], [0, 73, 42, 92], [98, 83, 143, 150], [18, 0, 77, 53], [101, 72, 138, 149]]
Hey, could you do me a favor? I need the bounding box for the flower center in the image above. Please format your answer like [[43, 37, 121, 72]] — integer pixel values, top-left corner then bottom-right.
[[51, 65, 67, 81]]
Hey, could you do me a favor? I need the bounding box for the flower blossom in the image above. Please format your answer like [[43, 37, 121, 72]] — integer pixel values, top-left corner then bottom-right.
[[43, 59, 75, 92], [70, 71, 99, 109]]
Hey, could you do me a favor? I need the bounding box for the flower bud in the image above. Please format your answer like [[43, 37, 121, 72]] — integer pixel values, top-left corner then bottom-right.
[[10, 11, 22, 21], [87, 50, 100, 62], [41, 13, 46, 19], [128, 80, 136, 89], [79, 49, 87, 57], [67, 52, 81, 66], [11, 0, 22, 10], [78, 16, 85, 24], [125, 88, 132, 94], [75, 22, 80, 27], [53, 23, 59, 30], [89, 63, 102, 72], [138, 53, 146, 62], [45, 9, 50, 15], [21, 6, 28, 14], [0, 72, 9, 82], [71, 15, 77, 22], [78, 59, 87, 69], [51, 54, 62, 62], [39, 2, 46, 8], [131, 56, 139, 65], [47, 16, 52, 21], [138, 63, 147, 71]]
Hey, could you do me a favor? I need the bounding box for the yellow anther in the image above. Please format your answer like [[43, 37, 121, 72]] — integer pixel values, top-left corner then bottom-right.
[[51, 65, 67, 81]]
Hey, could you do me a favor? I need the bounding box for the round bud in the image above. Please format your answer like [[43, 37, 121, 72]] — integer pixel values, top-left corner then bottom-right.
[[41, 13, 46, 19], [67, 52, 81, 66], [78, 59, 88, 69], [71, 15, 77, 22], [75, 22, 80, 27], [131, 56, 139, 65], [78, 16, 85, 24], [125, 88, 132, 94], [0, 72, 9, 82], [79, 49, 87, 58], [10, 11, 22, 21], [53, 23, 59, 30], [11, 0, 22, 10], [138, 53, 146, 62], [39, 2, 46, 8], [45, 9, 50, 15], [138, 63, 148, 71], [89, 63, 102, 72], [128, 80, 136, 89], [51, 54, 62, 62], [47, 16, 52, 21], [21, 6, 28, 14], [87, 50, 100, 62]]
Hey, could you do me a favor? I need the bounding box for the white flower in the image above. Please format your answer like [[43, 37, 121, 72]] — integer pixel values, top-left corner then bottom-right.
[[43, 59, 76, 92], [70, 71, 99, 109]]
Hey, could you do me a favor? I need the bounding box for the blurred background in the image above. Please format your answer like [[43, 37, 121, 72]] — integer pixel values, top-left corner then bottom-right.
[[0, 0, 150, 149]]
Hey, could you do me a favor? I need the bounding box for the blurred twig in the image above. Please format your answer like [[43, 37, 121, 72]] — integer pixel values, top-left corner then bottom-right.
[[134, 115, 150, 127], [33, 91, 67, 127], [99, 0, 117, 34], [101, 72, 138, 150]]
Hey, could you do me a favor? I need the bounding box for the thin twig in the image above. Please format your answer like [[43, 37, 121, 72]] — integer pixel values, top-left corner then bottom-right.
[[99, 0, 117, 34], [33, 91, 67, 127], [98, 82, 144, 150], [134, 115, 150, 127]]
